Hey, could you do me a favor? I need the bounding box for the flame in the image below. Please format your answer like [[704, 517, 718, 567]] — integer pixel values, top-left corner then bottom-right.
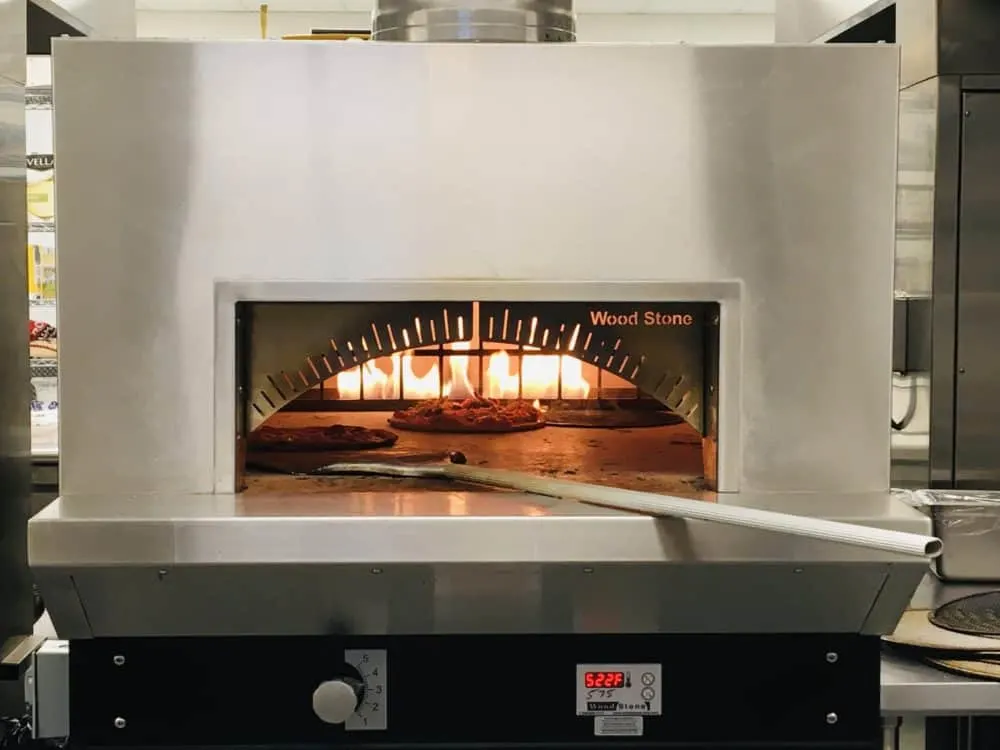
[[483, 350, 519, 398], [483, 349, 589, 400], [444, 341, 476, 399], [335, 358, 397, 399], [336, 344, 592, 401], [401, 353, 440, 398]]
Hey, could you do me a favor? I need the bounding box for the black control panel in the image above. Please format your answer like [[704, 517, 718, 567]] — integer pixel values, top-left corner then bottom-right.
[[69, 633, 880, 749]]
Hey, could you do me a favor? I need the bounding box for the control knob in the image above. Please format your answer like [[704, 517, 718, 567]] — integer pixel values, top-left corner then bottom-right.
[[312, 677, 365, 724]]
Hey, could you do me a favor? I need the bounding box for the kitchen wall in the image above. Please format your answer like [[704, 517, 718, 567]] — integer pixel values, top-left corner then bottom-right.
[[136, 10, 776, 41], [60, 0, 137, 38]]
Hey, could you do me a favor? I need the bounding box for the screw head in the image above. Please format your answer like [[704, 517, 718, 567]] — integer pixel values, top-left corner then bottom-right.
[[826, 712, 838, 725], [113, 655, 125, 666], [113, 717, 127, 729], [825, 652, 838, 664]]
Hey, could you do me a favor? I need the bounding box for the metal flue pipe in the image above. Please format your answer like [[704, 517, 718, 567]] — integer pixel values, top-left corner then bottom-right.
[[372, 0, 576, 42]]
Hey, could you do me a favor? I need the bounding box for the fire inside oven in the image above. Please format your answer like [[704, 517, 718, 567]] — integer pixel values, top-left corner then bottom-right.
[[241, 300, 719, 498]]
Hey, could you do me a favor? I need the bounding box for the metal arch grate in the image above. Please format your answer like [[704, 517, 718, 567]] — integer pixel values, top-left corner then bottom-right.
[[478, 302, 707, 427], [248, 302, 475, 428], [247, 301, 711, 432]]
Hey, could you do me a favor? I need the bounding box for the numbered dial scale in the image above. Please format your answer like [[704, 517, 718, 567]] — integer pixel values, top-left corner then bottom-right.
[[312, 649, 387, 730]]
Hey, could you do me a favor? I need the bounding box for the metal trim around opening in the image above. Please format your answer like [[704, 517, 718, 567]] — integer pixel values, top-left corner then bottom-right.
[[213, 280, 742, 496]]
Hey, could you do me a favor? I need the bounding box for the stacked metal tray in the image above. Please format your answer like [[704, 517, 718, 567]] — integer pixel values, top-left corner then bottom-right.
[[906, 490, 1000, 581]]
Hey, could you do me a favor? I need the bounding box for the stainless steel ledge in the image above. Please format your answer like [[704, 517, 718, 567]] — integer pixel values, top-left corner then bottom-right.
[[28, 491, 932, 567]]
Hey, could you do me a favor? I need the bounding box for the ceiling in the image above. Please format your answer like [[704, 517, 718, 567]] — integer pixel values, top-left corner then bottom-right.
[[134, 0, 776, 12]]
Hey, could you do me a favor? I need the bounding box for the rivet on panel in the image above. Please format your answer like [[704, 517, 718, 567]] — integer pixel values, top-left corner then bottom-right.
[[825, 712, 838, 725], [114, 718, 127, 729], [113, 655, 125, 666], [825, 652, 838, 664], [371, 567, 383, 575]]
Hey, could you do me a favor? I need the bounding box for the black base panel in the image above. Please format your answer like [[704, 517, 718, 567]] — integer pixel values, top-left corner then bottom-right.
[[69, 634, 881, 749]]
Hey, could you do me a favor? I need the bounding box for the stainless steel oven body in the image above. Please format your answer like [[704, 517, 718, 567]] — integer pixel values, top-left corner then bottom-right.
[[28, 39, 929, 640]]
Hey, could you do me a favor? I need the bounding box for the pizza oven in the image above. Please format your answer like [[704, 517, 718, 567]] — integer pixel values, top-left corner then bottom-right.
[[30, 36, 931, 630], [242, 300, 719, 496], [23, 36, 939, 750]]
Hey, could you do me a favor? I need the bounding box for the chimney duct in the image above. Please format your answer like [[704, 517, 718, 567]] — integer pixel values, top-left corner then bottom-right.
[[372, 0, 575, 43]]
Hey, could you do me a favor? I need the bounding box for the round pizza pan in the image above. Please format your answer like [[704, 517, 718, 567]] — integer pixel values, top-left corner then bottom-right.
[[930, 591, 1000, 638]]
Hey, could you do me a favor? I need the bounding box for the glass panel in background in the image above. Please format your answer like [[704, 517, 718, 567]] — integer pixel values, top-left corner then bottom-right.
[[26, 55, 58, 457]]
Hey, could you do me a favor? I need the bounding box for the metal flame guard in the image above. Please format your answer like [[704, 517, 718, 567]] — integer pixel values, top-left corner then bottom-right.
[[246, 301, 713, 431]]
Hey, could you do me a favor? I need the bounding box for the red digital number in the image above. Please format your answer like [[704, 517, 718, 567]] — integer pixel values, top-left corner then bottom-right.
[[586, 672, 625, 688]]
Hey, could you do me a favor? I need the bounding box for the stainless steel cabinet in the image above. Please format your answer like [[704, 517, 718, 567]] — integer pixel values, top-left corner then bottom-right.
[[954, 90, 1000, 488]]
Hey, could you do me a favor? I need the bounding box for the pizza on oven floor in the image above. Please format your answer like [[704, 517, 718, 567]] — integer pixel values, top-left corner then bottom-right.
[[249, 423, 399, 451], [389, 396, 545, 433]]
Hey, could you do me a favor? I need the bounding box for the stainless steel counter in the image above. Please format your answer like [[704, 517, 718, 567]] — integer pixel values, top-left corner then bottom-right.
[[882, 578, 1000, 716], [883, 652, 1000, 716]]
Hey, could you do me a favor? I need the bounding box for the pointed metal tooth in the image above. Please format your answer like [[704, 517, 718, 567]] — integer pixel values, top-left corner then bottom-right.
[[264, 376, 287, 401], [683, 403, 700, 424]]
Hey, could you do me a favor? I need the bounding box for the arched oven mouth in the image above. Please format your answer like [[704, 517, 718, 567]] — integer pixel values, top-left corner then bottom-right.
[[238, 300, 719, 500]]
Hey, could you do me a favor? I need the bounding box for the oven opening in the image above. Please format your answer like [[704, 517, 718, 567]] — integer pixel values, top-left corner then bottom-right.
[[238, 300, 719, 500]]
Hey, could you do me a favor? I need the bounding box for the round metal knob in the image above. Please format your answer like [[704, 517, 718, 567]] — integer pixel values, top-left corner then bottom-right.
[[312, 679, 362, 724]]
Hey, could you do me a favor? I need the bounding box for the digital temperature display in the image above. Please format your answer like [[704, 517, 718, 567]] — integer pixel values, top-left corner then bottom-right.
[[576, 664, 660, 717], [584, 671, 627, 688]]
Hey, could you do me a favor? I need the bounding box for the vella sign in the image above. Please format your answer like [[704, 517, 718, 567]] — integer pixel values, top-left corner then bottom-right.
[[27, 154, 54, 171]]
